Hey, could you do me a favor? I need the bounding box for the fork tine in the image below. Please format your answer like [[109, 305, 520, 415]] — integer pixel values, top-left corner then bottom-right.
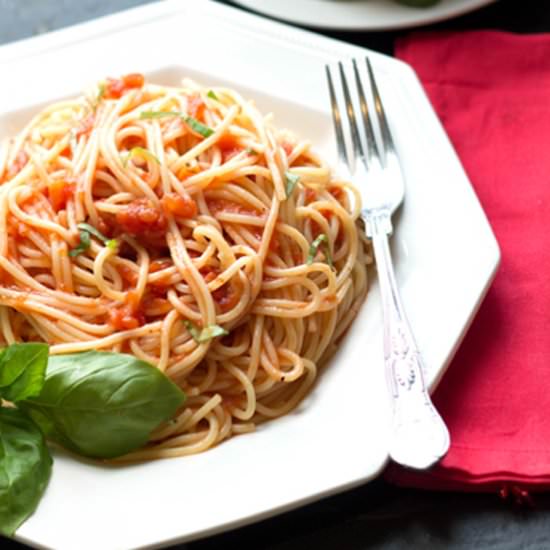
[[352, 59, 379, 162], [325, 65, 350, 170], [338, 61, 366, 165], [366, 58, 395, 157]]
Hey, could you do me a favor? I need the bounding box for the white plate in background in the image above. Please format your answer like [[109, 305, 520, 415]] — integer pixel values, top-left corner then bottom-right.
[[0, 1, 499, 549], [232, 0, 497, 31]]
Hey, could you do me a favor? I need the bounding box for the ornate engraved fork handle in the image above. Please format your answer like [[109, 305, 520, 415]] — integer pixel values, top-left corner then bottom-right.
[[368, 212, 450, 470]]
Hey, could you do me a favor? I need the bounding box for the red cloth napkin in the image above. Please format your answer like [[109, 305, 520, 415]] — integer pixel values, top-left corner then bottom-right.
[[385, 30, 550, 493]]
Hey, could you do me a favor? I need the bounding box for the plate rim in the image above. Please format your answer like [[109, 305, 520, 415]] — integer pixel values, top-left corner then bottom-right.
[[229, 0, 498, 31]]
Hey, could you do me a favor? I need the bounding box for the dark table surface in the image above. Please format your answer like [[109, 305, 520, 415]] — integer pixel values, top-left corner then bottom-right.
[[2, 1, 550, 549]]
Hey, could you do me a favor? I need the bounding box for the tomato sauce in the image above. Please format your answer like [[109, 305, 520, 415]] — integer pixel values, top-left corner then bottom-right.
[[329, 186, 345, 201], [148, 259, 173, 292], [216, 134, 242, 163], [200, 265, 220, 283], [105, 73, 145, 99], [48, 180, 75, 212], [108, 290, 145, 330], [305, 188, 317, 204], [161, 193, 197, 219], [7, 215, 29, 241], [213, 283, 239, 313], [149, 259, 172, 273], [206, 198, 260, 217], [115, 198, 167, 235], [187, 95, 206, 121], [117, 264, 138, 286], [281, 141, 294, 157]]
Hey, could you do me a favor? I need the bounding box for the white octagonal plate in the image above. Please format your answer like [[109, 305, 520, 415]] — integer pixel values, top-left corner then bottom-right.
[[0, 1, 499, 549]]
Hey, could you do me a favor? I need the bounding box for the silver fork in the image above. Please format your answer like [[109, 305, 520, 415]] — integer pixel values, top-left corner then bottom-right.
[[326, 58, 450, 470]]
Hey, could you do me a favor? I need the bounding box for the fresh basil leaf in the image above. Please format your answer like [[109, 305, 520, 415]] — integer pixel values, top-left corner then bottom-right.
[[0, 408, 52, 536], [183, 116, 214, 138], [307, 233, 333, 268], [184, 321, 228, 343], [68, 228, 91, 257], [285, 171, 300, 198], [20, 351, 186, 459], [0, 343, 49, 402], [207, 90, 218, 100]]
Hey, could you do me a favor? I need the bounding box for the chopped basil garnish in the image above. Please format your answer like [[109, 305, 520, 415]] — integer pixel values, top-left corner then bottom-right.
[[184, 321, 228, 343], [139, 111, 214, 138], [307, 233, 333, 268], [96, 84, 105, 103], [183, 116, 214, 138], [207, 90, 218, 100], [140, 111, 181, 119], [69, 228, 91, 257], [123, 146, 160, 167], [285, 171, 300, 198], [69, 223, 118, 257], [92, 84, 105, 111], [77, 223, 108, 243]]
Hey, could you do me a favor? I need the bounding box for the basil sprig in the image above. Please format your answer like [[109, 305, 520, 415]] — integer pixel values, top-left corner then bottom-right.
[[0, 344, 186, 535], [140, 111, 214, 138], [307, 233, 333, 268], [69, 222, 118, 257]]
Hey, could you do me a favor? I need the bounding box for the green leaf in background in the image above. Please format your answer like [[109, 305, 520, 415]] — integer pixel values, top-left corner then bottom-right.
[[0, 408, 52, 536], [21, 351, 186, 459], [0, 343, 49, 402]]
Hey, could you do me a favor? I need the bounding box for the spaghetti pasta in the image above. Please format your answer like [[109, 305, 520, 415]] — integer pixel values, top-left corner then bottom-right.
[[0, 74, 371, 460]]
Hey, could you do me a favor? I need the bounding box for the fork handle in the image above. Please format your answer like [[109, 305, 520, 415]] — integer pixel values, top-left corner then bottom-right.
[[368, 212, 450, 470]]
